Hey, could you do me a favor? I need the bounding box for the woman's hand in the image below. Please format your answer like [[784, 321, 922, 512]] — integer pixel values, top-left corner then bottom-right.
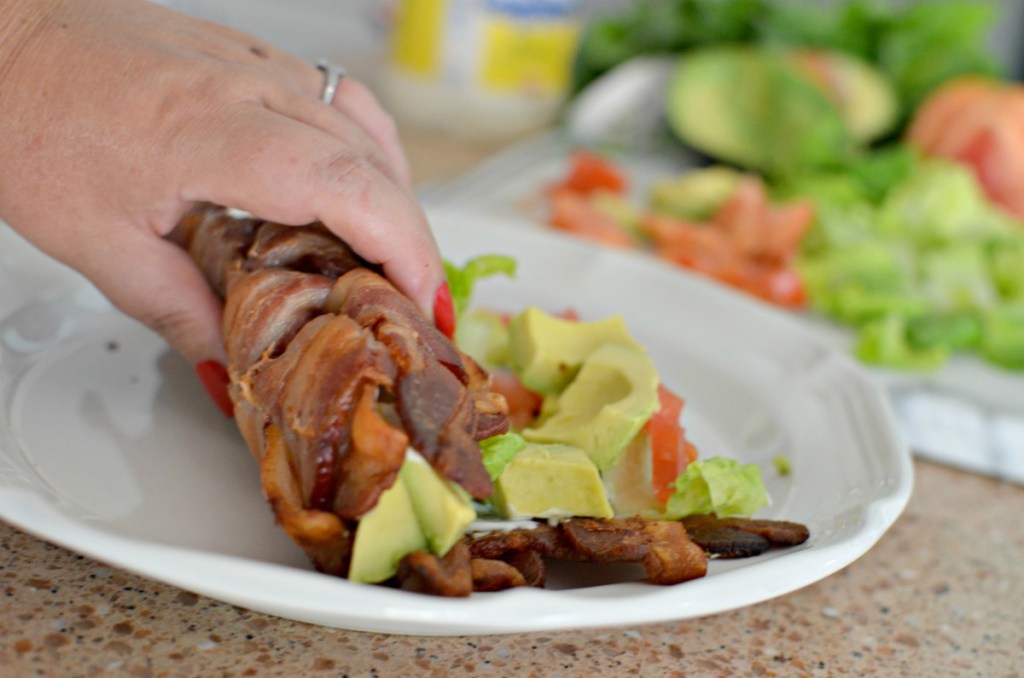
[[0, 0, 447, 367]]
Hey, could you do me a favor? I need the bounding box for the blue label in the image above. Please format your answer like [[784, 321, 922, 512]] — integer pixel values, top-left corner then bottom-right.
[[485, 0, 580, 19]]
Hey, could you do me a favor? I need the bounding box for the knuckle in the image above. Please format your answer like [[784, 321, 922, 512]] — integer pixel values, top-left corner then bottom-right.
[[133, 305, 197, 343], [373, 110, 400, 143], [309, 148, 371, 197]]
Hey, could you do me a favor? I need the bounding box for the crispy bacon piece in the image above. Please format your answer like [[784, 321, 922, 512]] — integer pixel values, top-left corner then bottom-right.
[[501, 550, 546, 588], [468, 523, 567, 561], [328, 268, 469, 383], [680, 515, 811, 559], [245, 222, 364, 278], [465, 518, 707, 590], [174, 205, 509, 576], [397, 541, 474, 597], [470, 558, 527, 592]]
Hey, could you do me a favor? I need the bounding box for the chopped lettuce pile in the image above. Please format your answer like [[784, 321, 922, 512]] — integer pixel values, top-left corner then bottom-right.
[[794, 155, 1024, 371]]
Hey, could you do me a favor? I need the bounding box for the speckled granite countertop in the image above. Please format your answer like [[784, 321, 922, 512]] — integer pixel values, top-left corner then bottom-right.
[[1, 461, 1021, 676], [2, 136, 1023, 677]]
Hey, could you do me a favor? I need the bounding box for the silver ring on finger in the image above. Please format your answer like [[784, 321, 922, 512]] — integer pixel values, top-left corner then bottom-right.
[[316, 59, 346, 105]]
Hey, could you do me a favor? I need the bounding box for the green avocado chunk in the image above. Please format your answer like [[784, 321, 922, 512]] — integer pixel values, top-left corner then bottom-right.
[[493, 444, 613, 520], [666, 48, 773, 171], [649, 166, 745, 220], [400, 452, 477, 557], [348, 472, 427, 584], [808, 49, 898, 144], [665, 46, 897, 176], [523, 342, 660, 471], [508, 306, 640, 395]]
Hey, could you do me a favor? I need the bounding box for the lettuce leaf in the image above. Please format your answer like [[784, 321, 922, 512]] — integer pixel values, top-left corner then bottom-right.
[[854, 314, 948, 371], [443, 255, 517, 319], [662, 457, 769, 519], [479, 432, 529, 482], [981, 303, 1024, 369], [798, 159, 1024, 371]]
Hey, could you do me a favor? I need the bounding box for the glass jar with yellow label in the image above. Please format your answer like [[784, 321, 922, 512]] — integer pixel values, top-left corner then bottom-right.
[[380, 0, 583, 142]]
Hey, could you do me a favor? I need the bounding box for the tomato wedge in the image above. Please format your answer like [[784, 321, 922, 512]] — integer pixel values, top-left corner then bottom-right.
[[741, 266, 808, 309], [553, 150, 629, 195], [549, 188, 636, 249], [489, 369, 543, 431], [646, 384, 698, 506], [907, 77, 1024, 219]]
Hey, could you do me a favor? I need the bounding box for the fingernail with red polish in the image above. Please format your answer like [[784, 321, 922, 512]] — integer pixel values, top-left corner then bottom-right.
[[433, 282, 456, 340], [195, 360, 234, 418]]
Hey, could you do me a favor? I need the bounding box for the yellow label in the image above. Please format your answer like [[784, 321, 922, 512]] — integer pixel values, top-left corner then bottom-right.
[[480, 16, 580, 96], [391, 0, 449, 76]]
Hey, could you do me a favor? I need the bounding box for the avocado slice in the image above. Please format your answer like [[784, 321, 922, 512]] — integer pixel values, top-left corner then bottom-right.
[[493, 443, 614, 520], [400, 452, 477, 557], [649, 166, 745, 220], [665, 47, 897, 176], [508, 306, 641, 395], [665, 48, 766, 170], [790, 49, 898, 144], [523, 342, 659, 471], [347, 472, 427, 584]]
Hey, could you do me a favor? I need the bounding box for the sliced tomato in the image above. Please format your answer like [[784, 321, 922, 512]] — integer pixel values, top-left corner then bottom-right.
[[557, 308, 580, 321], [763, 200, 816, 264], [907, 77, 1024, 220], [489, 369, 543, 431], [554, 150, 629, 195], [906, 77, 1001, 155], [646, 384, 698, 507], [741, 266, 808, 309], [549, 188, 636, 249], [714, 176, 770, 256], [643, 213, 745, 284], [545, 156, 812, 309]]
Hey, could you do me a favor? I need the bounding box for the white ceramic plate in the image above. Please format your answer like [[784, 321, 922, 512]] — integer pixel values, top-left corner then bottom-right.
[[0, 208, 912, 635]]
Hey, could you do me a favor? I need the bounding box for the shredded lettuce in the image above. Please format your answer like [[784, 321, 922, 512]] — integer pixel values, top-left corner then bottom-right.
[[443, 254, 517, 319], [797, 158, 1024, 371], [662, 457, 769, 519], [445, 254, 517, 366], [854, 314, 949, 371], [455, 308, 510, 369], [780, 145, 919, 210], [981, 303, 1024, 369], [479, 432, 529, 482], [989, 235, 1024, 301], [906, 312, 981, 352], [876, 161, 1012, 246]]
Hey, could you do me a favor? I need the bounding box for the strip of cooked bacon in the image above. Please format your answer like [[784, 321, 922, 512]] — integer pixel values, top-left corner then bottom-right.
[[397, 541, 474, 597], [470, 558, 527, 592], [174, 205, 508, 576], [680, 514, 811, 559], [463, 517, 708, 590]]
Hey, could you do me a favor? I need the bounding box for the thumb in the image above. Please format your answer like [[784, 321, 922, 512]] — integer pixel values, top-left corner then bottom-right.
[[81, 230, 226, 366]]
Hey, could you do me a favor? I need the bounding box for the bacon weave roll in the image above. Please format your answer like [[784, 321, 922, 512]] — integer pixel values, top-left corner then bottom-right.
[[175, 206, 508, 579]]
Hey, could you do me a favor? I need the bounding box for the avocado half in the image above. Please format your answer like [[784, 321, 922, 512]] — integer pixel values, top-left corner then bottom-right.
[[665, 46, 898, 176]]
